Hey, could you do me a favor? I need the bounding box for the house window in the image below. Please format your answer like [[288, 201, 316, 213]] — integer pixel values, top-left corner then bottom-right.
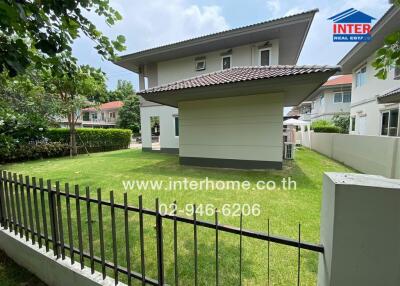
[[109, 112, 116, 120], [343, 92, 351, 102], [351, 116, 356, 132], [195, 59, 206, 71], [334, 93, 342, 103], [82, 112, 90, 121], [395, 66, 400, 80], [221, 55, 232, 70], [355, 66, 366, 87], [174, 116, 179, 136], [259, 48, 271, 66], [381, 109, 399, 136], [91, 113, 97, 120]]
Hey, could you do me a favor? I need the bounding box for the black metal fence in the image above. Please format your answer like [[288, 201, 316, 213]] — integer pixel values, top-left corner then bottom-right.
[[0, 170, 323, 285]]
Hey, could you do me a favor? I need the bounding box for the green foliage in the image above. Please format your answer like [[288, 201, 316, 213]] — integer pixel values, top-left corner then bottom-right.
[[311, 119, 332, 129], [372, 0, 400, 80], [0, 0, 126, 76], [332, 114, 350, 134], [108, 80, 136, 102], [45, 128, 132, 152], [313, 126, 341, 133], [117, 94, 140, 135], [0, 141, 69, 163]]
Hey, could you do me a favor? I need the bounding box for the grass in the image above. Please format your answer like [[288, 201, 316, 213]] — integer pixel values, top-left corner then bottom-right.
[[0, 250, 45, 286], [0, 148, 355, 285]]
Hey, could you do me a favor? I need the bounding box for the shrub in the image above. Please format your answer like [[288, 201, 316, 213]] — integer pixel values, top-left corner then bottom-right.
[[313, 126, 341, 133], [45, 128, 132, 153], [0, 142, 69, 163], [311, 119, 332, 129], [332, 114, 350, 134]]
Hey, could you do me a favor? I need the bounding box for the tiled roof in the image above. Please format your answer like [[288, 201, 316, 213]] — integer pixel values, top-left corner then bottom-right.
[[83, 101, 124, 111], [378, 87, 400, 100], [323, 74, 352, 86], [138, 65, 341, 95], [119, 9, 318, 60]]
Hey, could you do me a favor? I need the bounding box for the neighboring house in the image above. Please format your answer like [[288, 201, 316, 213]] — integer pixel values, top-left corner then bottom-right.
[[57, 101, 124, 128], [289, 75, 352, 122], [115, 9, 339, 169], [309, 75, 352, 122], [338, 5, 400, 136]]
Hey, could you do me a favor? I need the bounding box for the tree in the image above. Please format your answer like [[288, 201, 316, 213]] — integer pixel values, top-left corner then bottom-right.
[[372, 0, 400, 79], [0, 0, 126, 76], [332, 114, 350, 134], [42, 62, 107, 156], [108, 80, 136, 102], [117, 94, 140, 135]]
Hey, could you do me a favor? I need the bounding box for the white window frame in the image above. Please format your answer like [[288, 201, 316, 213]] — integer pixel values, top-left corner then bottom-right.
[[380, 108, 400, 137], [333, 92, 343, 103], [258, 48, 271, 66], [355, 65, 367, 88], [221, 55, 232, 70], [195, 59, 206, 71]]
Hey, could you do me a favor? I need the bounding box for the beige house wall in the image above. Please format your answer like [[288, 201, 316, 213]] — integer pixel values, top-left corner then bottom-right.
[[157, 40, 280, 85], [179, 93, 283, 162]]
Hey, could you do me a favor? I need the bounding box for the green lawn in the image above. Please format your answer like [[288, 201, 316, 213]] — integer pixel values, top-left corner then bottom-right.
[[0, 148, 354, 285]]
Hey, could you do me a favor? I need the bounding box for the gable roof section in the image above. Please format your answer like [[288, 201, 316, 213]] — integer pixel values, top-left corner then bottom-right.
[[338, 5, 400, 73], [83, 101, 124, 111], [323, 74, 353, 86], [115, 9, 318, 73], [328, 8, 376, 23], [138, 65, 340, 95]]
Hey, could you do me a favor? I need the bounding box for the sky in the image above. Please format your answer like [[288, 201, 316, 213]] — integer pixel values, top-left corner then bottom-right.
[[72, 0, 392, 92]]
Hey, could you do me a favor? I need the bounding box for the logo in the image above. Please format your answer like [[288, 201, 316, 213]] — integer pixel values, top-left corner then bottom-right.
[[328, 8, 376, 42]]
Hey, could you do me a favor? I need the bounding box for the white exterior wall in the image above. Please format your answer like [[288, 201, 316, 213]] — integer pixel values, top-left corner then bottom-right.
[[310, 89, 351, 122], [179, 93, 283, 162], [157, 40, 279, 85], [350, 53, 400, 135], [302, 131, 400, 179], [140, 105, 179, 150]]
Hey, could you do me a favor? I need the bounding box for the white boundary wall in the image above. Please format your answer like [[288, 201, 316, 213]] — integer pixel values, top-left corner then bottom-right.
[[302, 132, 400, 179], [0, 228, 123, 286]]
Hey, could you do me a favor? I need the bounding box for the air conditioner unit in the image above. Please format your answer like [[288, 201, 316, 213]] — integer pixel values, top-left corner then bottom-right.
[[284, 142, 295, 160]]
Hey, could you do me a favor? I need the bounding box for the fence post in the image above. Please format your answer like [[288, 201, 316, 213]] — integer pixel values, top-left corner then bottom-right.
[[155, 198, 164, 286], [318, 173, 400, 286], [47, 180, 59, 258]]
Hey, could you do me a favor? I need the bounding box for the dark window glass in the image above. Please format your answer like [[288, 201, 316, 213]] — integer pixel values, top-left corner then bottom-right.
[[222, 56, 231, 70], [195, 60, 206, 71], [334, 93, 342, 103], [260, 50, 270, 66], [351, 117, 356, 131], [83, 112, 90, 121], [343, 92, 351, 103], [395, 67, 400, 79], [389, 109, 399, 136], [381, 112, 389, 135], [174, 117, 179, 136]]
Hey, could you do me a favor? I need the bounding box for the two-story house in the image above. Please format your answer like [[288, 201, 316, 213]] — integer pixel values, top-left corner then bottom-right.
[[57, 101, 124, 128], [115, 9, 339, 169], [338, 5, 400, 136]]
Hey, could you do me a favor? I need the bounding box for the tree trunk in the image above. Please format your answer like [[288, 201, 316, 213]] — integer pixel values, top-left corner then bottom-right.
[[68, 113, 78, 156]]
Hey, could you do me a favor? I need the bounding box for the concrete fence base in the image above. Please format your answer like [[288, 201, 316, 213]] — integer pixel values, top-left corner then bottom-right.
[[0, 228, 123, 286]]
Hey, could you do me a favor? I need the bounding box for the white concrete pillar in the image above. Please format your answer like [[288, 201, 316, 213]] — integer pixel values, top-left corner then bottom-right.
[[318, 173, 400, 286]]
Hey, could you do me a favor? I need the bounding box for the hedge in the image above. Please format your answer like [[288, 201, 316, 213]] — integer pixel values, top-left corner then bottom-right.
[[0, 142, 69, 163], [45, 128, 132, 153], [313, 126, 341, 133]]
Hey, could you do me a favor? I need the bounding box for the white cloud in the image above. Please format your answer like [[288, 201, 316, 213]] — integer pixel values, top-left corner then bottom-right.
[[266, 0, 281, 15]]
